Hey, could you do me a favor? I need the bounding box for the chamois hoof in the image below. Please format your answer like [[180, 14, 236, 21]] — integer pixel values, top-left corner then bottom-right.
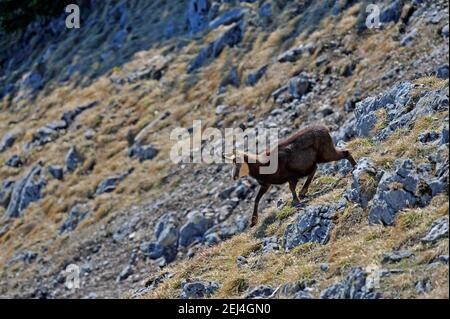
[[291, 201, 305, 208], [298, 192, 307, 198], [250, 216, 258, 228]]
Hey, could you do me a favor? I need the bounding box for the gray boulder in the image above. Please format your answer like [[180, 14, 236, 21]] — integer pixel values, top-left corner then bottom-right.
[[17, 71, 44, 100], [128, 143, 159, 162], [245, 285, 274, 299], [218, 185, 236, 200], [187, 22, 244, 73], [116, 265, 133, 282], [179, 211, 214, 247], [32, 102, 97, 147], [320, 267, 382, 299], [59, 204, 89, 234], [219, 66, 240, 90], [6, 155, 23, 167], [441, 125, 449, 145], [114, 215, 141, 242], [65, 146, 83, 173], [283, 201, 346, 251], [187, 0, 211, 34], [270, 281, 315, 299], [95, 169, 133, 195], [5, 165, 46, 218], [382, 250, 414, 264], [288, 74, 312, 99], [400, 28, 417, 46], [354, 82, 412, 138], [32, 126, 59, 146], [204, 232, 221, 246], [441, 24, 449, 37], [144, 213, 180, 263], [270, 85, 288, 102], [418, 131, 440, 144], [0, 131, 17, 152], [259, 2, 272, 18], [380, 0, 403, 24], [180, 281, 219, 299], [415, 278, 432, 294], [436, 64, 449, 79], [208, 8, 246, 29], [246, 65, 268, 86], [261, 236, 279, 254], [61, 101, 98, 127], [369, 159, 445, 225], [277, 45, 305, 63], [0, 180, 15, 208], [48, 165, 64, 180], [347, 157, 379, 208], [45, 120, 67, 131], [421, 217, 448, 244]]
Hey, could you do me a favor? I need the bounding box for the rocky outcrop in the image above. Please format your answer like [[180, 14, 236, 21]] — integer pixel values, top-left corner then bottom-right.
[[277, 44, 314, 63], [208, 7, 246, 30], [246, 65, 268, 86], [283, 200, 346, 250], [320, 267, 382, 299], [65, 146, 83, 173], [61, 101, 98, 127], [382, 250, 414, 264], [245, 285, 275, 299], [368, 159, 446, 225], [180, 281, 219, 299], [187, 22, 244, 73], [287, 73, 313, 99], [354, 82, 412, 138], [187, 0, 211, 34], [179, 211, 214, 247], [421, 216, 448, 244], [48, 165, 64, 180], [5, 154, 23, 167], [59, 204, 90, 234], [95, 168, 134, 195], [0, 180, 15, 208], [5, 164, 46, 218], [354, 82, 448, 140], [0, 131, 18, 152], [128, 143, 159, 162], [32, 101, 98, 146], [143, 213, 180, 263], [347, 157, 380, 208]]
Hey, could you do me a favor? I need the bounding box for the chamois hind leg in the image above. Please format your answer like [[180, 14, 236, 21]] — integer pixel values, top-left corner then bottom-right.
[[299, 166, 317, 198], [251, 184, 270, 227], [288, 179, 300, 204]]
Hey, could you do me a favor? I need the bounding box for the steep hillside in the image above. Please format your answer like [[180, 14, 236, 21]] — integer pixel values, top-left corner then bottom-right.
[[0, 0, 448, 299]]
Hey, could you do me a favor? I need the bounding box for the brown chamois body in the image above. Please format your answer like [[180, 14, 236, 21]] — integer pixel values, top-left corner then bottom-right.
[[229, 124, 356, 227]]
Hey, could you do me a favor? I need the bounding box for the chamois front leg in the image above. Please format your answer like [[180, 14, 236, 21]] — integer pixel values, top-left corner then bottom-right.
[[251, 184, 270, 227], [288, 179, 300, 204], [298, 166, 317, 198]]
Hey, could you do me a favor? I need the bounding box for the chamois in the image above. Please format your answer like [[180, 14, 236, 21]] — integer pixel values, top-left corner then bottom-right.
[[226, 125, 356, 227]]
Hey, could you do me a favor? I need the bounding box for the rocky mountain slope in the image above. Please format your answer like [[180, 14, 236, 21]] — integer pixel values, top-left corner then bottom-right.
[[0, 0, 448, 299]]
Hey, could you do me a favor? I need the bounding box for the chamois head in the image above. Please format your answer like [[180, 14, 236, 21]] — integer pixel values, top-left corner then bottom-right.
[[224, 151, 250, 181]]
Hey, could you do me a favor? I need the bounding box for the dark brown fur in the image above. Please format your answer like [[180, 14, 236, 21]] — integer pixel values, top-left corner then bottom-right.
[[233, 125, 356, 227]]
